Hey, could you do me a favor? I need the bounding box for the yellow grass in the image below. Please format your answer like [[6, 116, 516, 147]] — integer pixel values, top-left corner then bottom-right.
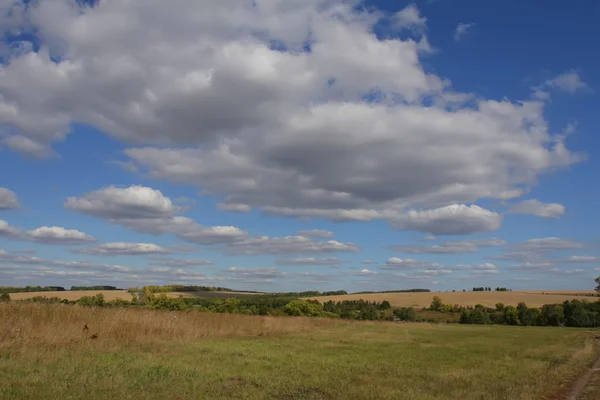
[[308, 291, 598, 308], [7, 290, 133, 301], [0, 302, 334, 345]]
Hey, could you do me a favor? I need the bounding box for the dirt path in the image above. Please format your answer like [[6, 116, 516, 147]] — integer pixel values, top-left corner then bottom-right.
[[566, 338, 600, 400]]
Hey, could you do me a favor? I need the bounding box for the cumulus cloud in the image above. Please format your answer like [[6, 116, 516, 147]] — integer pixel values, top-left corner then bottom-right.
[[65, 185, 181, 220], [381, 257, 443, 270], [225, 236, 360, 255], [0, 0, 581, 234], [349, 268, 378, 276], [393, 4, 427, 32], [545, 71, 590, 94], [0, 219, 22, 239], [65, 184, 249, 244], [532, 71, 591, 100], [26, 226, 96, 244], [391, 237, 506, 254], [296, 229, 334, 238], [454, 22, 474, 42], [0, 188, 19, 210], [275, 257, 343, 266], [390, 205, 502, 235], [508, 199, 565, 219], [74, 242, 169, 256]]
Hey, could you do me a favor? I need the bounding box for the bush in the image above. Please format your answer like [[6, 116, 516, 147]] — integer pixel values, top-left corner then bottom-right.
[[0, 293, 10, 302], [284, 300, 325, 317], [393, 307, 416, 321], [430, 296, 444, 311], [460, 309, 492, 325], [503, 306, 520, 325]]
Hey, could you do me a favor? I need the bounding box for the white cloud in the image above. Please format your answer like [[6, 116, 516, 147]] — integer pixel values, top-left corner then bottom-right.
[[350, 268, 378, 276], [545, 71, 590, 94], [512, 237, 585, 252], [217, 203, 252, 213], [390, 205, 502, 235], [1, 135, 57, 159], [296, 229, 334, 238], [454, 22, 474, 42], [381, 257, 443, 270], [532, 71, 591, 100], [0, 219, 22, 239], [224, 267, 286, 280], [275, 257, 343, 266], [564, 255, 600, 263], [148, 257, 213, 268], [508, 199, 565, 219], [0, 188, 19, 210], [393, 4, 427, 32], [65, 185, 181, 220], [391, 237, 506, 254], [0, 0, 580, 235], [225, 236, 360, 255], [74, 242, 169, 256], [178, 226, 248, 245], [27, 226, 96, 244]]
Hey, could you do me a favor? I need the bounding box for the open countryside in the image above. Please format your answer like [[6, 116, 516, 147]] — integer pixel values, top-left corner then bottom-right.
[[1, 302, 599, 400], [309, 291, 598, 308]]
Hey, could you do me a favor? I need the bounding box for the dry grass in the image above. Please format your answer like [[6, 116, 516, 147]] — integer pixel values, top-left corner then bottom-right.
[[7, 290, 133, 301], [308, 291, 597, 308], [0, 303, 598, 400], [0, 302, 333, 346]]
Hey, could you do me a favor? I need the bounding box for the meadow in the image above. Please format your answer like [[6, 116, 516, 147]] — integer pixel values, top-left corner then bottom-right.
[[308, 291, 598, 308], [1, 302, 598, 400]]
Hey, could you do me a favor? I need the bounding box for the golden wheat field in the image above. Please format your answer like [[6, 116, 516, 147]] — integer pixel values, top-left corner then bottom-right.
[[308, 291, 598, 308], [7, 290, 133, 301]]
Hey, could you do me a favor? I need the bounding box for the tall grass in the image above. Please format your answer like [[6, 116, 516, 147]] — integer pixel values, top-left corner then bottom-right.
[[0, 303, 334, 347]]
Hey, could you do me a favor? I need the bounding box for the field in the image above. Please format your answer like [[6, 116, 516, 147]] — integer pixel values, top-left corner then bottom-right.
[[6, 290, 260, 302], [1, 303, 599, 400], [7, 290, 133, 301], [308, 291, 598, 308]]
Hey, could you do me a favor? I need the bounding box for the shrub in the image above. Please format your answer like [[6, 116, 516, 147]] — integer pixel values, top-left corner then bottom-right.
[[393, 307, 416, 322], [503, 306, 520, 325], [430, 296, 444, 311], [0, 293, 10, 302]]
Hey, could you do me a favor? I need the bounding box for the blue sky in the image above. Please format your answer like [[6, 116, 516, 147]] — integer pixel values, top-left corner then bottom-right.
[[0, 0, 599, 292]]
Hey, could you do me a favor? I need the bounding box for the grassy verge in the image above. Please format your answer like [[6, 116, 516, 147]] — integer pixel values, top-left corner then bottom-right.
[[0, 303, 597, 400]]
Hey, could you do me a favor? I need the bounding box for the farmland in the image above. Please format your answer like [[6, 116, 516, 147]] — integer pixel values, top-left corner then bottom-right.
[[1, 302, 599, 400], [308, 291, 599, 309], [5, 290, 260, 302]]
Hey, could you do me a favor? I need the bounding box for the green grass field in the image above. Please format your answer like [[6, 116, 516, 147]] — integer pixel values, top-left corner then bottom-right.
[[1, 303, 598, 400]]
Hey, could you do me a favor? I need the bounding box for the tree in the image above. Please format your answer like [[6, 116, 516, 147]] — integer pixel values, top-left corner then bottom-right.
[[0, 293, 10, 302], [379, 300, 391, 310], [495, 303, 505, 312], [394, 307, 416, 321], [503, 306, 520, 325], [430, 296, 444, 311], [595, 276, 600, 293]]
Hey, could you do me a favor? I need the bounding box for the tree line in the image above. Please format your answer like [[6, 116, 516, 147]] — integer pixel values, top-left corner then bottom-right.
[[472, 287, 510, 292]]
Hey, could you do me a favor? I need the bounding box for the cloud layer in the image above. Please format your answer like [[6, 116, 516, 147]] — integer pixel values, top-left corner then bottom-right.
[[0, 1, 582, 236]]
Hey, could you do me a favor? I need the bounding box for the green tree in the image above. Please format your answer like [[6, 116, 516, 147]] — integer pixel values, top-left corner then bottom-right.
[[430, 296, 444, 311], [520, 308, 541, 326], [503, 306, 520, 325], [495, 303, 505, 312], [0, 293, 10, 302], [595, 276, 600, 293], [393, 307, 416, 321], [283, 300, 324, 317]]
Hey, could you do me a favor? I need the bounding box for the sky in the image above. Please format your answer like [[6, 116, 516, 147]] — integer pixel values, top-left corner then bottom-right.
[[0, 0, 599, 293]]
